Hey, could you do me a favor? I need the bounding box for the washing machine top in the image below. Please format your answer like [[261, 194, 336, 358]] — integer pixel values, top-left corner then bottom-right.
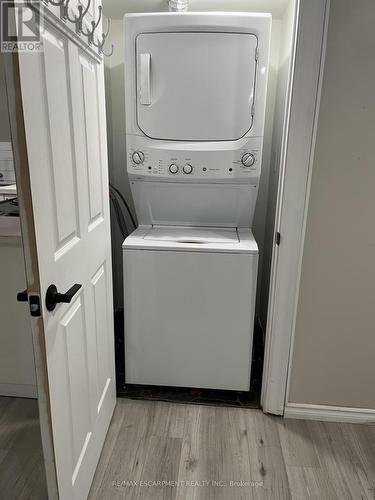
[[123, 225, 258, 254], [144, 225, 239, 244]]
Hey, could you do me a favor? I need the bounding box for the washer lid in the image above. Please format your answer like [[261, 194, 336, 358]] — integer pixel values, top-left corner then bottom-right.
[[144, 226, 239, 244], [123, 226, 258, 254]]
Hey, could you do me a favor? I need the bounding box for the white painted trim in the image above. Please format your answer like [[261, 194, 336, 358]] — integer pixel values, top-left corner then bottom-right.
[[0, 383, 37, 399], [261, 0, 331, 415], [261, 0, 300, 415], [285, 403, 375, 424]]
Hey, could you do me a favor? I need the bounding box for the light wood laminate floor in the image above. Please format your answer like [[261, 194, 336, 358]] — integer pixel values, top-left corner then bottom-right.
[[89, 399, 375, 500], [0, 396, 47, 500], [1, 397, 374, 499]]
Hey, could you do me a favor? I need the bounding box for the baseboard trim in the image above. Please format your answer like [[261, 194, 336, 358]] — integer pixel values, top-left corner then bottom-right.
[[285, 403, 375, 424], [0, 383, 37, 399]]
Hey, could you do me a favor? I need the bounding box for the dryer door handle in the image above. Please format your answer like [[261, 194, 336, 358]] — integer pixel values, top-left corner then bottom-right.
[[139, 53, 151, 105]]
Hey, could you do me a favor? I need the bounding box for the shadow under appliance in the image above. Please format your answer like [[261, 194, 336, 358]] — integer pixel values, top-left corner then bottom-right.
[[123, 12, 271, 391]]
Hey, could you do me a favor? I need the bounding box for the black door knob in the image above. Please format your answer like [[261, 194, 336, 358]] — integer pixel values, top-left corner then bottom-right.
[[45, 284, 82, 312]]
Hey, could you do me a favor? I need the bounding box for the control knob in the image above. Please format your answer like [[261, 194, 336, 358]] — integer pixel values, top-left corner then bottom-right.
[[169, 164, 179, 174], [132, 151, 145, 164], [241, 153, 255, 167], [183, 164, 193, 174]]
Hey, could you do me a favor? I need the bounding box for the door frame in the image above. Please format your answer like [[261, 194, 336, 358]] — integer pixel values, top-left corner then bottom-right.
[[261, 0, 331, 415]]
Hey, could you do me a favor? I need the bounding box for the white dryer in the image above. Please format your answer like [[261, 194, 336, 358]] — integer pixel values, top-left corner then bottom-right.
[[123, 12, 271, 391]]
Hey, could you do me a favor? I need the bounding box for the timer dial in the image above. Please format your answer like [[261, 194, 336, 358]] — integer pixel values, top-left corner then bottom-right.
[[241, 153, 255, 167], [132, 151, 145, 164]]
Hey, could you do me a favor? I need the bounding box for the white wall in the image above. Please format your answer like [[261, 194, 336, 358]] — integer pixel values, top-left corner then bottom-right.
[[253, 19, 280, 306], [288, 0, 375, 408], [0, 59, 11, 143], [259, 0, 296, 323], [104, 20, 136, 309], [104, 0, 289, 19], [0, 238, 37, 398], [0, 58, 15, 193]]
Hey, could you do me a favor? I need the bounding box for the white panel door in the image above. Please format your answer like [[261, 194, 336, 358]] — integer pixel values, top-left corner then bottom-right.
[[136, 32, 257, 141], [17, 18, 116, 500]]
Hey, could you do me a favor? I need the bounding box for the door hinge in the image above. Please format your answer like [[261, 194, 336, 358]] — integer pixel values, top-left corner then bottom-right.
[[251, 102, 255, 117], [276, 232, 281, 246], [255, 47, 259, 62]]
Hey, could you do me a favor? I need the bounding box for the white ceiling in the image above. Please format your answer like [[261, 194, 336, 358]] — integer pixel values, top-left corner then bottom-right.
[[103, 0, 290, 21]]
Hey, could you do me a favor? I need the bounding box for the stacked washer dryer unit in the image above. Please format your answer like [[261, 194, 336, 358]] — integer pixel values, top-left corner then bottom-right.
[[123, 12, 271, 391]]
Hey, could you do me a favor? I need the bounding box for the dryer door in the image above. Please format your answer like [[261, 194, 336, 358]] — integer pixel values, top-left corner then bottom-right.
[[136, 32, 257, 141]]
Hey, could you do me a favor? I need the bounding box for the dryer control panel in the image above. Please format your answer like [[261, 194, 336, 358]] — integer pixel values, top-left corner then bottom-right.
[[127, 136, 263, 183]]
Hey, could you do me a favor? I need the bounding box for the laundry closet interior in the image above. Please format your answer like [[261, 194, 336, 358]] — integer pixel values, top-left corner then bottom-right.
[[0, 0, 298, 407], [104, 0, 297, 405]]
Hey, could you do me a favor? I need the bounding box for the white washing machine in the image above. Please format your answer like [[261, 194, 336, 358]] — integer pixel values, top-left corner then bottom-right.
[[123, 12, 271, 391], [124, 226, 258, 391]]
